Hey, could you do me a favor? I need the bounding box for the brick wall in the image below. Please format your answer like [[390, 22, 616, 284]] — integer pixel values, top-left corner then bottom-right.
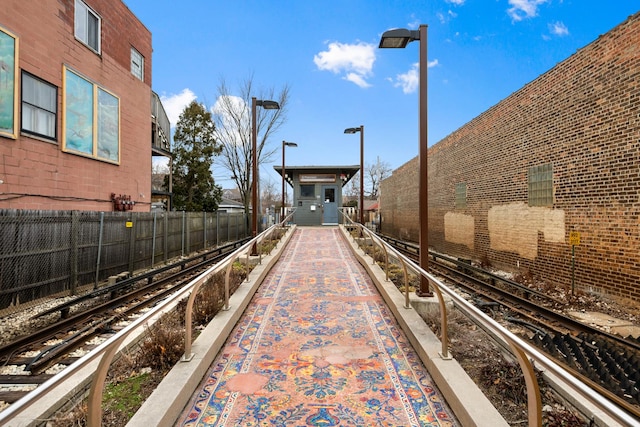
[[380, 12, 640, 301], [0, 0, 152, 211]]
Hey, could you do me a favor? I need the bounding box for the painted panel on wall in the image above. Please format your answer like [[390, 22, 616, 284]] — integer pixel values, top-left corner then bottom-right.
[[487, 202, 565, 259], [0, 26, 18, 139]]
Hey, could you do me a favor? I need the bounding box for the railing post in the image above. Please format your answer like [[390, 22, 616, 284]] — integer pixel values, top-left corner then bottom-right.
[[224, 256, 235, 311], [246, 249, 250, 282], [87, 334, 127, 426], [428, 279, 451, 360], [400, 259, 410, 309], [507, 340, 542, 427]]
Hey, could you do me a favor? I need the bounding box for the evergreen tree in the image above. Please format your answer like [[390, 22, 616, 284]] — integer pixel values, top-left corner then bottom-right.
[[171, 101, 223, 211]]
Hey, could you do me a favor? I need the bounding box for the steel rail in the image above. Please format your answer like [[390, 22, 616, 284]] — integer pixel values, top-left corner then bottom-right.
[[0, 220, 292, 426], [0, 245, 242, 363], [340, 216, 639, 427]]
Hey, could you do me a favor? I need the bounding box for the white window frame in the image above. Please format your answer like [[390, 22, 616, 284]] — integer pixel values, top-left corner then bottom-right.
[[21, 71, 58, 141], [74, 0, 101, 53], [131, 47, 144, 81]]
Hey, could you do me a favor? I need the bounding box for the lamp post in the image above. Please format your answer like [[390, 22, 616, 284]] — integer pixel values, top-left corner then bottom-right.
[[379, 25, 432, 297], [251, 97, 280, 244], [344, 125, 364, 225], [281, 141, 298, 220]]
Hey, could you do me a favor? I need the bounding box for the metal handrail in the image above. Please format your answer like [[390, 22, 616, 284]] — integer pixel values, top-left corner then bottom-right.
[[338, 213, 639, 427], [0, 222, 291, 426]]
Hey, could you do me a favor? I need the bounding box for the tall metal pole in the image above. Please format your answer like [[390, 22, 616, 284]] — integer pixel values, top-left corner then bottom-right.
[[251, 97, 258, 240], [281, 141, 286, 220], [417, 24, 432, 296], [359, 125, 364, 225]]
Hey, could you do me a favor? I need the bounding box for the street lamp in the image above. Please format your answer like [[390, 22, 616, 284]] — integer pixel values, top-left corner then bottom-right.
[[344, 126, 364, 225], [251, 97, 280, 243], [281, 141, 298, 220], [379, 25, 432, 297]]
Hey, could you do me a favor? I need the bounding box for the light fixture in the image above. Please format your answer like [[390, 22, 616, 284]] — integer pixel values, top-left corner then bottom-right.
[[379, 28, 420, 49]]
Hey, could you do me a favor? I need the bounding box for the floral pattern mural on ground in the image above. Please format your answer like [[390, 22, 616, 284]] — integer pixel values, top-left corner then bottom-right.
[[178, 227, 457, 426]]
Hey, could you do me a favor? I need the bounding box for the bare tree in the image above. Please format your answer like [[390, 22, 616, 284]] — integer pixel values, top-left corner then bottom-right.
[[344, 174, 360, 201], [151, 161, 169, 192], [260, 177, 280, 214], [212, 76, 290, 214], [367, 157, 392, 199]]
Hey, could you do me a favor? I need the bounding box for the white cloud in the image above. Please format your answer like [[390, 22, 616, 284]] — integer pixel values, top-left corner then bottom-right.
[[446, 0, 465, 5], [344, 72, 371, 88], [507, 0, 549, 22], [314, 41, 376, 88], [549, 21, 569, 36], [392, 60, 439, 94], [438, 10, 458, 24], [211, 95, 248, 145], [395, 64, 419, 94], [160, 88, 197, 127]]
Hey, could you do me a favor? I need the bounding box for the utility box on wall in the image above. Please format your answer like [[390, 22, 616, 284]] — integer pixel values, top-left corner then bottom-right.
[[274, 165, 359, 226]]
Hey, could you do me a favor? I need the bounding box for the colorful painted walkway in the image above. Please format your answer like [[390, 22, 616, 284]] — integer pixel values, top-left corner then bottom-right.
[[176, 227, 458, 427]]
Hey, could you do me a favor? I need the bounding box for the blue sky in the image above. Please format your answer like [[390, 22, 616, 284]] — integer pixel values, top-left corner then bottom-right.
[[124, 0, 638, 189]]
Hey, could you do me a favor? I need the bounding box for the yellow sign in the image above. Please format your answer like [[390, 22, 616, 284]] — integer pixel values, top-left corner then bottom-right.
[[126, 221, 133, 228], [569, 231, 580, 246]]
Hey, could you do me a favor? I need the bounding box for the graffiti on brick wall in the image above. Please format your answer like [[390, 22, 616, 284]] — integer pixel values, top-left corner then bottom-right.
[[488, 202, 565, 259]]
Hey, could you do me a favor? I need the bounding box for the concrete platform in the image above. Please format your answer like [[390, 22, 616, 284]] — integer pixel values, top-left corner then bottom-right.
[[128, 226, 507, 426]]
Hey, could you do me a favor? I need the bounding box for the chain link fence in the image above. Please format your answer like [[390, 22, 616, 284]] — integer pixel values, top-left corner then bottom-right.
[[0, 209, 249, 314]]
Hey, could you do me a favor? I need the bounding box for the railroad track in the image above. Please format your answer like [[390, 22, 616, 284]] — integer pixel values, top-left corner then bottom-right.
[[377, 233, 640, 419], [0, 238, 249, 405]]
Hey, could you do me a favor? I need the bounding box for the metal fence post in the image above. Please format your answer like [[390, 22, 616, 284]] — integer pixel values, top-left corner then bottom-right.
[[203, 212, 207, 249], [70, 210, 79, 295], [181, 211, 186, 257], [163, 212, 168, 264], [94, 212, 104, 289], [152, 211, 157, 267], [128, 214, 136, 273], [216, 211, 220, 247]]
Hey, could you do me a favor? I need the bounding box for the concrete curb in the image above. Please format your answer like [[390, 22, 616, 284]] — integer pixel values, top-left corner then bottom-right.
[[127, 225, 297, 427], [338, 226, 508, 427]]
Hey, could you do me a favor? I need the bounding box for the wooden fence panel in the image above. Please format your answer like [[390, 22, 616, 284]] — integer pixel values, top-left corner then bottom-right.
[[0, 209, 249, 314]]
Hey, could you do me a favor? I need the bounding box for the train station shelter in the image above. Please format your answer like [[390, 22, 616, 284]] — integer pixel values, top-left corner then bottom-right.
[[274, 165, 359, 226]]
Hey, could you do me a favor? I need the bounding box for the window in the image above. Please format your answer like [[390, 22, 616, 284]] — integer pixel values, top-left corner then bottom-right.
[[455, 182, 467, 209], [324, 188, 335, 203], [0, 26, 18, 139], [131, 48, 143, 81], [300, 184, 315, 198], [75, 0, 100, 53], [63, 66, 119, 163], [21, 72, 57, 140], [528, 163, 553, 207]]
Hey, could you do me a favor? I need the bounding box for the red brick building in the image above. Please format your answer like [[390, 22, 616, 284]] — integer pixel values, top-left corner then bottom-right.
[[380, 12, 640, 300], [0, 0, 153, 211]]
